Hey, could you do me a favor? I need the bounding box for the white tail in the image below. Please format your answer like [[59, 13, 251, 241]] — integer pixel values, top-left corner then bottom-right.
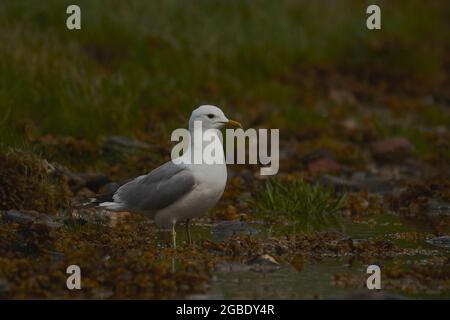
[[98, 202, 124, 211]]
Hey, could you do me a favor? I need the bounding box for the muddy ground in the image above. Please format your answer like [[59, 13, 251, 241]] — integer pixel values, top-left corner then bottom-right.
[[1, 104, 449, 299]]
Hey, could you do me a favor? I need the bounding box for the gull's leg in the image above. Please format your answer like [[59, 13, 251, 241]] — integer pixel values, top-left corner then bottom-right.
[[185, 219, 192, 245], [171, 224, 177, 249]]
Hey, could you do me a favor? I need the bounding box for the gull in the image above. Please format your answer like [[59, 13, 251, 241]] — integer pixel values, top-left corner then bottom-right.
[[93, 105, 242, 248]]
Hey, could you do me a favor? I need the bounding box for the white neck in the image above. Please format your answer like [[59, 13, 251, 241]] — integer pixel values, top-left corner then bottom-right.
[[182, 123, 224, 165]]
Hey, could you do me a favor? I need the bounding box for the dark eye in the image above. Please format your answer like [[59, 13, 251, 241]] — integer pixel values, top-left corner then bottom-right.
[[207, 114, 215, 119]]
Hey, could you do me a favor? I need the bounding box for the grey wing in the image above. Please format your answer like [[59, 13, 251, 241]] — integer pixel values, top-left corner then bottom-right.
[[114, 161, 196, 212]]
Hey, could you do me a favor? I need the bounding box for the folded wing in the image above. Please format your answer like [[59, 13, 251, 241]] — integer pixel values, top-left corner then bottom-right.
[[111, 161, 196, 212]]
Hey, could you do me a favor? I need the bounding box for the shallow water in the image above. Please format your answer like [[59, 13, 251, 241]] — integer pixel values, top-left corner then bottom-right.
[[211, 259, 357, 299], [182, 214, 449, 300]]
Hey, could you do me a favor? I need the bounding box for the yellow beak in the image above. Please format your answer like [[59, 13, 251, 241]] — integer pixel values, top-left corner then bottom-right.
[[226, 119, 242, 128]]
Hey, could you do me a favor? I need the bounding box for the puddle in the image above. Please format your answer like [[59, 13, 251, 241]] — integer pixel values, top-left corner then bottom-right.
[[212, 259, 357, 299], [47, 211, 448, 299], [176, 213, 450, 299]]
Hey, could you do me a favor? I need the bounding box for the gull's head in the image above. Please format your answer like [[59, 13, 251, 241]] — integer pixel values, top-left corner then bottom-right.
[[189, 105, 242, 131]]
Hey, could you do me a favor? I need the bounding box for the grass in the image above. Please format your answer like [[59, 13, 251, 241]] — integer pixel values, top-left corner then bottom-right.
[[0, 148, 71, 213], [255, 179, 346, 232], [63, 216, 106, 233], [0, 0, 449, 147]]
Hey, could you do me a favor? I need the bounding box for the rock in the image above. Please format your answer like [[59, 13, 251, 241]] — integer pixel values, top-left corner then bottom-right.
[[249, 254, 278, 265], [301, 149, 342, 174], [215, 258, 281, 274], [3, 210, 37, 224], [405, 199, 450, 219], [307, 158, 341, 175], [371, 137, 413, 162], [76, 172, 111, 193], [301, 149, 336, 164], [3, 210, 62, 229], [426, 200, 450, 217], [247, 254, 281, 272], [99, 182, 120, 195], [53, 163, 111, 193], [317, 175, 360, 193], [53, 163, 85, 192], [341, 118, 359, 132], [104, 136, 153, 154], [426, 236, 450, 248], [317, 175, 395, 195], [212, 221, 257, 241], [360, 178, 395, 194]]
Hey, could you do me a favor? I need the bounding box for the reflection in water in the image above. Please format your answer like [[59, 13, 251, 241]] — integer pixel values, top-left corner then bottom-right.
[[107, 213, 448, 299], [172, 257, 176, 274], [212, 259, 357, 299]]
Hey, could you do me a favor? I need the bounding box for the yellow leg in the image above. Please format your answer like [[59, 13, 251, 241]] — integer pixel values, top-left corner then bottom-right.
[[186, 219, 192, 245], [172, 224, 177, 249]]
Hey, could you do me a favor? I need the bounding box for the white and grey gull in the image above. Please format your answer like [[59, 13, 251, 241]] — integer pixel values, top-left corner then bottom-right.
[[91, 105, 242, 248]]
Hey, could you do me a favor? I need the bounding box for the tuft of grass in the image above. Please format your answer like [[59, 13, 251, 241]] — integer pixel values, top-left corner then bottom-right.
[[255, 179, 346, 232], [63, 216, 106, 234], [0, 148, 71, 213]]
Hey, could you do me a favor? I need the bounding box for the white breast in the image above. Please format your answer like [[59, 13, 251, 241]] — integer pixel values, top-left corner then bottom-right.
[[154, 141, 228, 229]]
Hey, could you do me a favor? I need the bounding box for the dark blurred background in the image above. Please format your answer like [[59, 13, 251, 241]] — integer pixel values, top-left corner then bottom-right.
[[1, 0, 448, 152]]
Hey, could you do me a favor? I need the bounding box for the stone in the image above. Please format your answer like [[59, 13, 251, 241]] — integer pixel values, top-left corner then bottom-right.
[[3, 210, 62, 229], [53, 163, 85, 192], [426, 200, 450, 217], [301, 149, 336, 164], [104, 136, 153, 154], [301, 149, 342, 174], [371, 137, 413, 162], [247, 254, 281, 272], [307, 157, 341, 174], [99, 182, 120, 195], [317, 175, 395, 195], [341, 118, 359, 132], [426, 236, 450, 248], [76, 172, 111, 193]]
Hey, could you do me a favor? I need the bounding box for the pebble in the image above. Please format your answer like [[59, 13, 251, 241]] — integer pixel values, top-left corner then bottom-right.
[[3, 210, 62, 229]]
